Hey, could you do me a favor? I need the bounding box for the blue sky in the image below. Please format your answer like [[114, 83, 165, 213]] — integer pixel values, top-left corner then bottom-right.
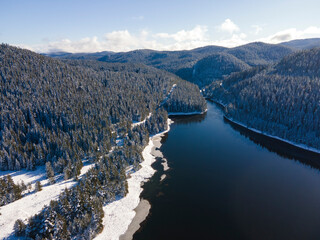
[[1, 0, 320, 52]]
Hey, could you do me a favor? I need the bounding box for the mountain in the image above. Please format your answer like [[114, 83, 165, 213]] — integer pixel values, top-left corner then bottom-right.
[[0, 44, 206, 239], [187, 53, 250, 87], [280, 38, 320, 50], [98, 46, 227, 72], [48, 42, 294, 87], [224, 42, 294, 66], [43, 50, 115, 60], [0, 43, 206, 172], [174, 42, 293, 86], [204, 48, 320, 150]]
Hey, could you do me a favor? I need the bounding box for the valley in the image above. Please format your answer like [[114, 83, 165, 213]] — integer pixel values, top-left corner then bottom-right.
[[1, 38, 320, 239]]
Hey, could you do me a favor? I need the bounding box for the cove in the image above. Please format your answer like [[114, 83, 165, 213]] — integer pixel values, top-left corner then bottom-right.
[[133, 101, 320, 240]]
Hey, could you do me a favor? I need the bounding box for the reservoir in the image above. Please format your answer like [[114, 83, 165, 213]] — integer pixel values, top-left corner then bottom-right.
[[134, 101, 320, 240]]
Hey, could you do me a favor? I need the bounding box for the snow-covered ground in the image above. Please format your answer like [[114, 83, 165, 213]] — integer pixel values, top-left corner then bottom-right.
[[159, 84, 177, 107], [131, 113, 152, 129], [0, 165, 47, 187], [94, 119, 172, 240], [225, 116, 320, 154], [0, 160, 95, 239]]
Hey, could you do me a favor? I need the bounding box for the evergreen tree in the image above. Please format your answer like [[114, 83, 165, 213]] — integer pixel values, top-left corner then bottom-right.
[[14, 219, 26, 236], [35, 181, 42, 192], [45, 162, 55, 184]]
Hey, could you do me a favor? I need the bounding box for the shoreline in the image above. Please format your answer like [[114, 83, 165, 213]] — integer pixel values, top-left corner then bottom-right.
[[94, 119, 173, 240], [224, 116, 320, 155], [119, 199, 151, 240], [207, 99, 320, 155], [95, 108, 207, 240], [168, 109, 207, 116]]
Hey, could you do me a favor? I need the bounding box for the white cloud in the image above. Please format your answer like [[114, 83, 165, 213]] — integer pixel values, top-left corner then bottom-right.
[[212, 33, 247, 48], [104, 30, 161, 51], [260, 26, 320, 44], [28, 31, 161, 53], [156, 25, 208, 42], [30, 36, 104, 53], [252, 25, 263, 35], [20, 25, 320, 53], [27, 26, 213, 53], [218, 19, 240, 34]]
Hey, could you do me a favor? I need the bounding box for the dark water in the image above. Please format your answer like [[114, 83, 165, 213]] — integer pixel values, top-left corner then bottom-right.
[[134, 101, 320, 240]]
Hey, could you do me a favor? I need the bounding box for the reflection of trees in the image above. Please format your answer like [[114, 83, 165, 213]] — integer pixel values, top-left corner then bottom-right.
[[224, 117, 320, 170], [169, 112, 207, 125]]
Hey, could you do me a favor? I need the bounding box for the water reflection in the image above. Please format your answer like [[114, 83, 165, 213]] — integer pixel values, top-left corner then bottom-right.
[[134, 101, 320, 240], [224, 117, 320, 170], [169, 111, 207, 125]]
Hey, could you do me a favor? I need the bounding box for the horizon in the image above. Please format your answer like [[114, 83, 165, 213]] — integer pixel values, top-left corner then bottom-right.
[[2, 0, 320, 53], [4, 37, 320, 55]]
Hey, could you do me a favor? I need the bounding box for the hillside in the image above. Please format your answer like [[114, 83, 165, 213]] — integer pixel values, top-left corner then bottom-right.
[[49, 42, 294, 87], [204, 48, 320, 150], [63, 46, 226, 73], [0, 44, 206, 239], [280, 38, 320, 50], [187, 53, 250, 87], [224, 42, 293, 66]]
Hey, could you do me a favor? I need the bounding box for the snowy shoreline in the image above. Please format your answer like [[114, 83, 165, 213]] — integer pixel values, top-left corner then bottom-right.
[[207, 99, 320, 155], [168, 109, 207, 116], [94, 119, 173, 240], [105, 111, 208, 240], [224, 116, 320, 155]]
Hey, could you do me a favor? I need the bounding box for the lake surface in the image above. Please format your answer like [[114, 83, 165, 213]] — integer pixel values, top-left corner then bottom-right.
[[134, 101, 320, 240]]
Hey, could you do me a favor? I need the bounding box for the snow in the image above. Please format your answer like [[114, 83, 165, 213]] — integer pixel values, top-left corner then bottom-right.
[[125, 166, 135, 176], [225, 116, 320, 154], [160, 174, 166, 181], [0, 160, 95, 239], [209, 98, 227, 108], [159, 84, 177, 107], [131, 84, 177, 129], [168, 108, 207, 116], [79, 160, 96, 179], [131, 113, 152, 129], [161, 159, 169, 171], [94, 119, 172, 240], [0, 165, 47, 187], [116, 137, 124, 147]]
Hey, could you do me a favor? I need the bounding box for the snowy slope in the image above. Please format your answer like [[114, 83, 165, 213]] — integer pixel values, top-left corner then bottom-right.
[[94, 119, 172, 240], [131, 113, 152, 129], [0, 160, 95, 239], [159, 84, 177, 107]]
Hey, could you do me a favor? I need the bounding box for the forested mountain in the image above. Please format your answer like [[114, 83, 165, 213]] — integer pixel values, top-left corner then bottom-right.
[[280, 38, 320, 50], [45, 50, 115, 60], [183, 53, 250, 87], [224, 42, 293, 66], [0, 44, 204, 172], [174, 42, 292, 87], [204, 48, 320, 149], [0, 44, 206, 239], [54, 46, 226, 73], [0, 44, 160, 172], [48, 42, 294, 87], [4, 38, 319, 238]]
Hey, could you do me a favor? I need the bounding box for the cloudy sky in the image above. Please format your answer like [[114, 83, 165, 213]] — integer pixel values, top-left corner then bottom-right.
[[1, 0, 320, 53]]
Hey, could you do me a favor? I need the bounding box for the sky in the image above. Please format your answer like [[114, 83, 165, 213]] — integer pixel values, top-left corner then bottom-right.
[[1, 0, 320, 53]]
